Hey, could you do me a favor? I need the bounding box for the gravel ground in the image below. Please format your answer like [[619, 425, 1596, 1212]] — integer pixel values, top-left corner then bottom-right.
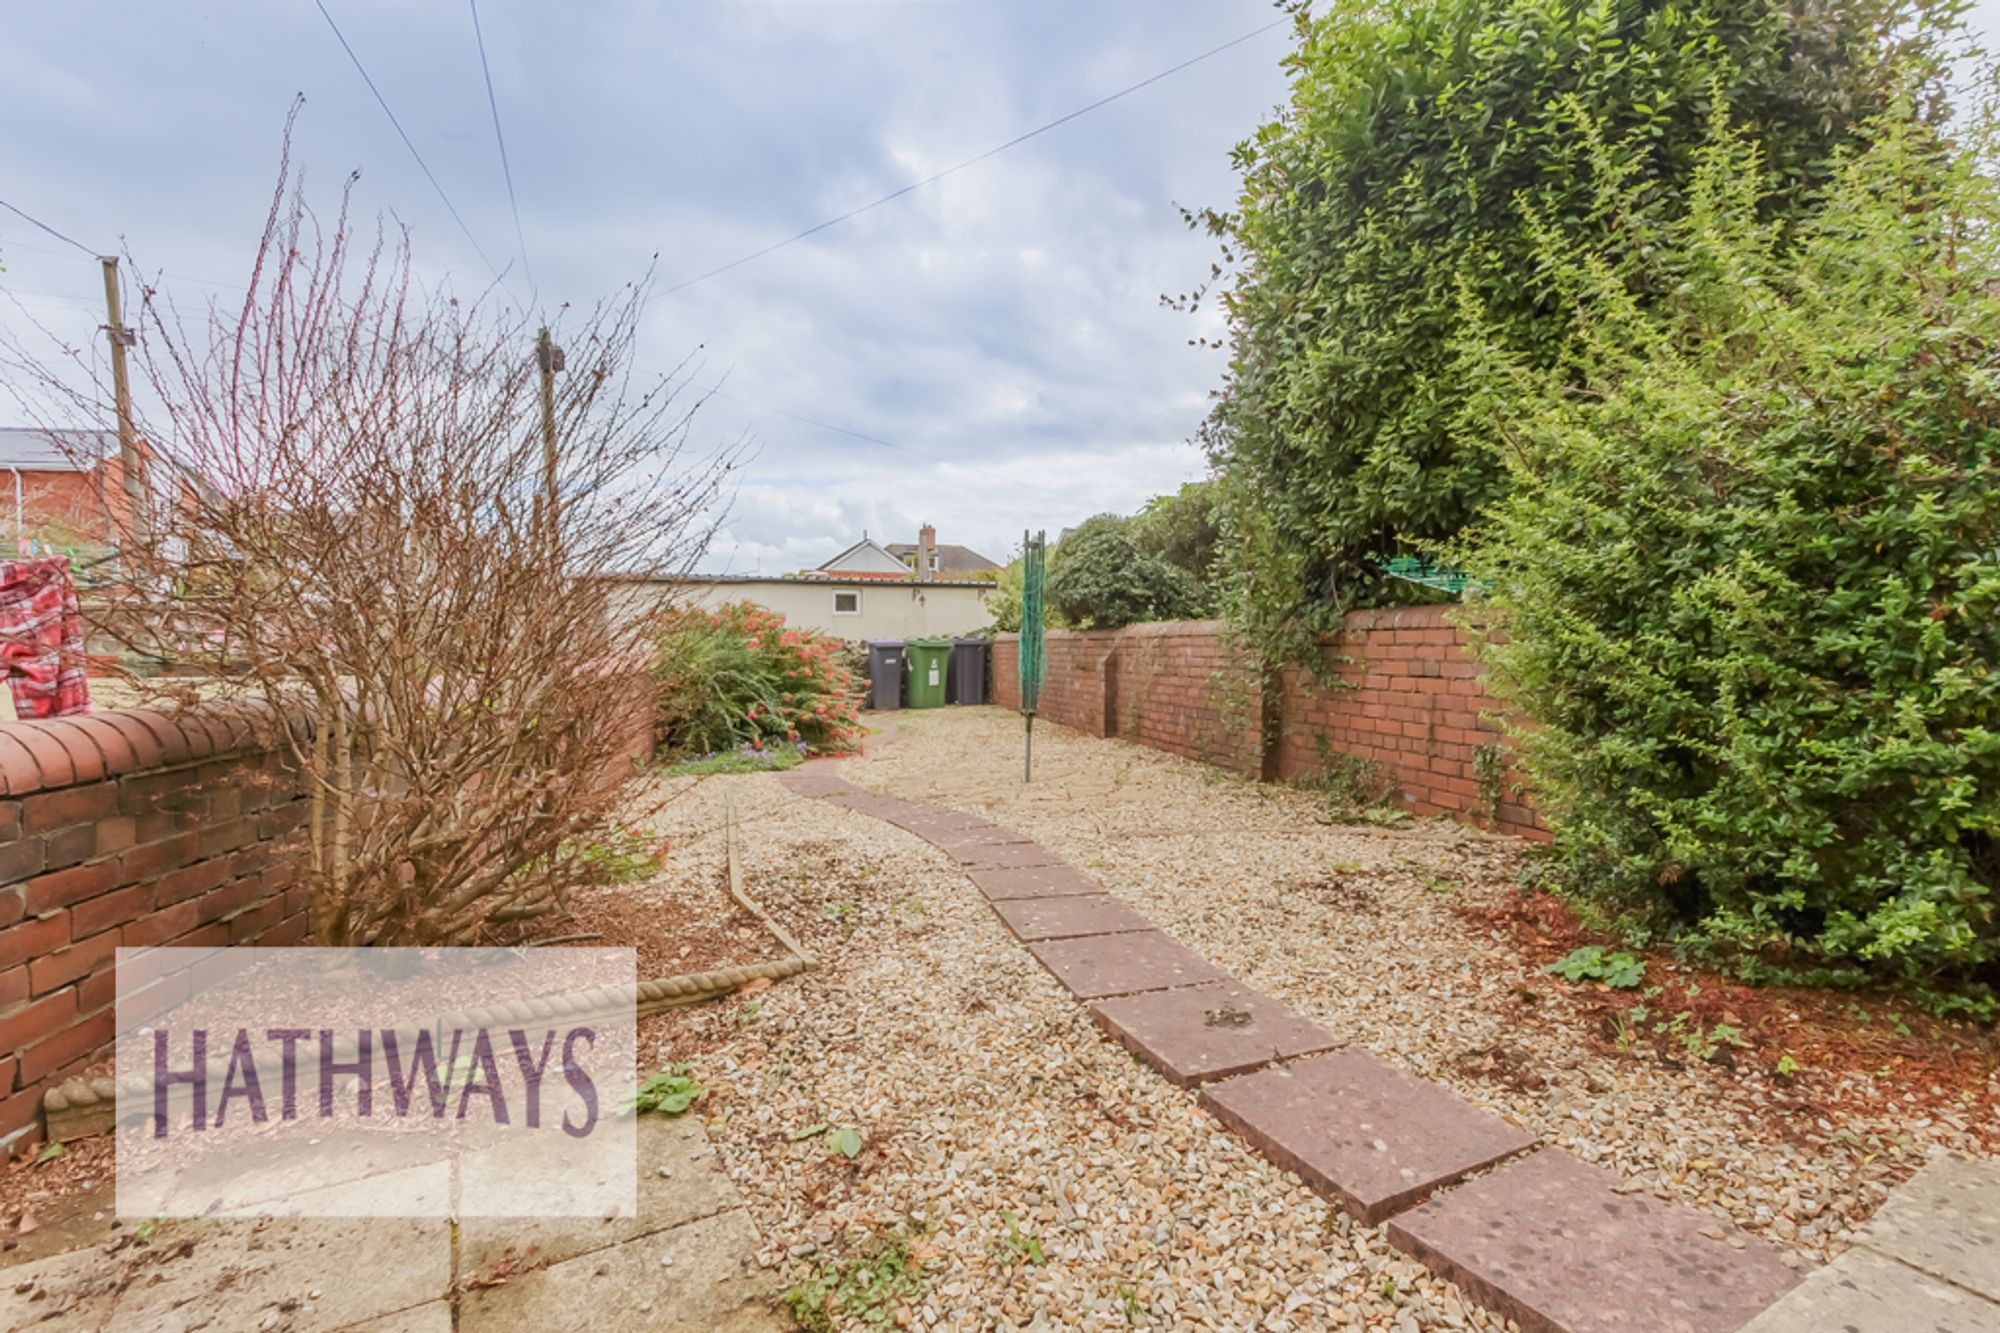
[[841, 708, 2000, 1273], [639, 764, 1512, 1331]]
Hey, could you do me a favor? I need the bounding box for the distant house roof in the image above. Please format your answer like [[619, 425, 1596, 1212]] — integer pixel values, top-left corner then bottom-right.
[[817, 536, 911, 576], [0, 428, 115, 473], [886, 542, 999, 575], [602, 571, 995, 590]]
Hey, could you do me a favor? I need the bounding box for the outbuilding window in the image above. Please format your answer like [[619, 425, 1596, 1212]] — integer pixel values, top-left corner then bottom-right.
[[833, 590, 860, 616]]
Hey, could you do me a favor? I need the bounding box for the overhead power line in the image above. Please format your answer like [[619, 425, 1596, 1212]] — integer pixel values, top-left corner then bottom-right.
[[704, 386, 1079, 503], [467, 0, 534, 297], [0, 200, 100, 259], [312, 0, 517, 301], [658, 17, 1287, 296]]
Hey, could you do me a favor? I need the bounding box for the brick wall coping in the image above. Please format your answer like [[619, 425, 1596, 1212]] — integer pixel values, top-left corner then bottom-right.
[[993, 609, 1462, 644], [0, 699, 313, 798]]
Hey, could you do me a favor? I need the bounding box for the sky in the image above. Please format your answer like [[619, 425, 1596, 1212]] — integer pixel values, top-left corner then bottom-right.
[[0, 0, 1296, 576]]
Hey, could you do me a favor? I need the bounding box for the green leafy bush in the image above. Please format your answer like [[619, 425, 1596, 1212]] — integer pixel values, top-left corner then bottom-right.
[[1131, 480, 1222, 592], [1193, 0, 1949, 652], [1463, 105, 2000, 1003], [983, 554, 1025, 633], [652, 602, 862, 758], [1046, 514, 1204, 629]]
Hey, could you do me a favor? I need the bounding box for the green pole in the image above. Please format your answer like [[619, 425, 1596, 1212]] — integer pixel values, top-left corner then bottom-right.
[[1018, 529, 1047, 783]]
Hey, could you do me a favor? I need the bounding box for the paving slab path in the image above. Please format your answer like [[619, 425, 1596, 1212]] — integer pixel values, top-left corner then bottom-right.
[[1740, 1155, 2000, 1332], [781, 761, 1971, 1333], [0, 1113, 780, 1332]]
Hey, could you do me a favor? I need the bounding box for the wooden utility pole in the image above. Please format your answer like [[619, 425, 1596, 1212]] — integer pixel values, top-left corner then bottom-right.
[[535, 327, 563, 539], [100, 257, 146, 546]]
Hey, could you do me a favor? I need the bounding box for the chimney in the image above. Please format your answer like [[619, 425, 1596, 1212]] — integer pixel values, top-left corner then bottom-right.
[[917, 523, 936, 582]]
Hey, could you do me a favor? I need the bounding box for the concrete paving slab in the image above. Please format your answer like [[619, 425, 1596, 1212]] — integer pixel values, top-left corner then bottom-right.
[[1739, 1245, 2000, 1333], [990, 894, 1153, 941], [105, 1216, 452, 1333], [0, 1245, 121, 1331], [458, 1209, 781, 1333], [335, 1300, 455, 1331], [460, 1108, 740, 1274], [946, 839, 1066, 870], [1387, 1148, 1798, 1333], [1856, 1154, 2000, 1303], [1200, 1048, 1534, 1223], [1025, 931, 1227, 999], [967, 865, 1107, 901], [1090, 981, 1341, 1086]]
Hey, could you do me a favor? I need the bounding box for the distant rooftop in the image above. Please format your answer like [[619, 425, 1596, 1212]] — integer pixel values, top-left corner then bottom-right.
[[0, 428, 115, 473], [886, 542, 999, 574]]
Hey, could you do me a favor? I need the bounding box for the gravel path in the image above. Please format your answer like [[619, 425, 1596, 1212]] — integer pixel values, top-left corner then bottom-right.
[[841, 708, 1998, 1273], [639, 762, 1510, 1330]]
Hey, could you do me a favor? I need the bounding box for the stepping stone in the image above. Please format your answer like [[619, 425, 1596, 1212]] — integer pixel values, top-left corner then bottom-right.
[[1200, 1049, 1534, 1224], [1090, 981, 1340, 1086], [1025, 930, 1226, 998], [821, 790, 909, 814], [926, 824, 1034, 847], [776, 770, 855, 796], [1386, 1148, 1799, 1333], [969, 865, 1108, 901], [1855, 1154, 2000, 1302], [1738, 1245, 2000, 1333], [947, 839, 1066, 869], [881, 808, 990, 835], [991, 894, 1153, 941]]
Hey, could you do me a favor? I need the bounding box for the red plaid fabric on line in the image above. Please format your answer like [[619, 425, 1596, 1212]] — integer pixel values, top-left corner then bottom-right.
[[0, 556, 91, 718]]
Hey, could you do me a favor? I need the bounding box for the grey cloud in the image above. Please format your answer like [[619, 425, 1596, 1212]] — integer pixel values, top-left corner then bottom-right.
[[1, 0, 1289, 567]]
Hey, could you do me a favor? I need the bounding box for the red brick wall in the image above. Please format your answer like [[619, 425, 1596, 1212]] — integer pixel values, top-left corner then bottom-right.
[[994, 608, 1544, 836], [0, 704, 313, 1140]]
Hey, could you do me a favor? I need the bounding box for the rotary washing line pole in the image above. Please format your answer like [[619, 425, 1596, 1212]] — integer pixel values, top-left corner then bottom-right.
[[1019, 529, 1047, 783]]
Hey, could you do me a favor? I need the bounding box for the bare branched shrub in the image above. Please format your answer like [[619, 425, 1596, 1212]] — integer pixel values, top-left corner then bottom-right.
[[6, 136, 739, 945]]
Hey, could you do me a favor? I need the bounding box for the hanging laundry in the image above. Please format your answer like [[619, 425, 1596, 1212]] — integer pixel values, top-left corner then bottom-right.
[[0, 556, 91, 718]]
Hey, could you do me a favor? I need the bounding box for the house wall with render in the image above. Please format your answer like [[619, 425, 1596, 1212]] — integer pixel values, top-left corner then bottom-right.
[[610, 575, 994, 642]]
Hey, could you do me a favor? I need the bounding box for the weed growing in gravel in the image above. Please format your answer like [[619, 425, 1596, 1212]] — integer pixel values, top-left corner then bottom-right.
[[993, 1211, 1045, 1266], [629, 1065, 703, 1116], [574, 826, 666, 884], [1546, 945, 1645, 989], [1298, 738, 1407, 825], [783, 1227, 929, 1330]]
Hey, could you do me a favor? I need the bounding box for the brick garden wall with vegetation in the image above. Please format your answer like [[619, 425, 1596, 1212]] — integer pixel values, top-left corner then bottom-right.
[[0, 705, 313, 1139], [994, 608, 1543, 837]]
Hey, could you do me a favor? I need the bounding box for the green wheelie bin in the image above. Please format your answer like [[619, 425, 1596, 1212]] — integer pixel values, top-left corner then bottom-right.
[[903, 637, 952, 708]]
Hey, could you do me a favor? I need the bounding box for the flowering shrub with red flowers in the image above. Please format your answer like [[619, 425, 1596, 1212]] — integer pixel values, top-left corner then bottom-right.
[[652, 602, 864, 758]]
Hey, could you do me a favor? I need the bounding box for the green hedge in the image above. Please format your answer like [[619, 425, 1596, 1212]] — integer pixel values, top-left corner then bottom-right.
[[1462, 107, 2000, 1008]]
